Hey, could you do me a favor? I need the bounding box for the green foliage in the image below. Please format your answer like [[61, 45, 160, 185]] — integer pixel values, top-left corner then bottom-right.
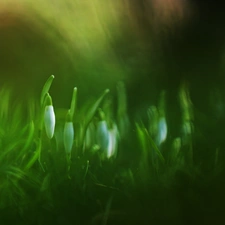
[[0, 76, 223, 224], [40, 75, 55, 106]]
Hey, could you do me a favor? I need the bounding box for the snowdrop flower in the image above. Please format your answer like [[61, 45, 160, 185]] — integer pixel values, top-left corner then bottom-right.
[[95, 109, 119, 159], [44, 94, 55, 139], [96, 109, 110, 150], [64, 122, 74, 154], [64, 110, 74, 154], [107, 122, 118, 159], [157, 117, 167, 146], [96, 120, 109, 150]]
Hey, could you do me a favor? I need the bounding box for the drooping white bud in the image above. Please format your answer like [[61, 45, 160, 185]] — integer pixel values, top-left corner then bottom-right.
[[44, 105, 55, 139], [157, 117, 167, 146], [64, 121, 74, 154], [107, 123, 118, 159], [96, 120, 109, 150]]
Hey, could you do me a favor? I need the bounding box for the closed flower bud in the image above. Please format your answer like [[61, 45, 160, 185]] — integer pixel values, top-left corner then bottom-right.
[[157, 117, 167, 146], [96, 120, 109, 150], [96, 109, 110, 150], [107, 123, 118, 159], [64, 121, 74, 154], [44, 105, 55, 139]]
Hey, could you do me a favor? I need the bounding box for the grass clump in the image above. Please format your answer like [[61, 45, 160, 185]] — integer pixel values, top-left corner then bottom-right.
[[0, 75, 224, 225]]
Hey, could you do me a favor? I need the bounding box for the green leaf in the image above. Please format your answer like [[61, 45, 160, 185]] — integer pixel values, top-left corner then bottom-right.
[[146, 130, 165, 164], [77, 89, 109, 148], [85, 89, 109, 127], [70, 87, 77, 120], [17, 121, 35, 160], [40, 75, 54, 106], [24, 140, 42, 171]]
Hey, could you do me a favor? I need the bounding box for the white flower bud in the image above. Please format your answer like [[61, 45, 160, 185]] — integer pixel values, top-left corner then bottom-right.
[[64, 121, 74, 154], [96, 120, 109, 150], [44, 105, 55, 139], [107, 123, 118, 159], [157, 117, 167, 146]]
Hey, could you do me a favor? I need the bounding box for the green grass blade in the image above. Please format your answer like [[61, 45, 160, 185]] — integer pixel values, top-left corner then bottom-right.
[[85, 89, 109, 127], [40, 75, 54, 106], [146, 130, 165, 164], [70, 87, 77, 120], [24, 140, 41, 171], [17, 121, 35, 160]]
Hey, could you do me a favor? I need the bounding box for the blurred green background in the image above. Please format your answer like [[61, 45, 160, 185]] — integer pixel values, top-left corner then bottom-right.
[[1, 1, 225, 225]]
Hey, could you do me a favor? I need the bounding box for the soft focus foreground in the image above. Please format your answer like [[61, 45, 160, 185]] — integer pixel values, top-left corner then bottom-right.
[[1, 1, 225, 225]]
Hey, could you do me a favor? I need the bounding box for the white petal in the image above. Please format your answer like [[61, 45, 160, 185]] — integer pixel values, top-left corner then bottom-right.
[[64, 122, 74, 154], [96, 120, 109, 150], [44, 105, 55, 139], [157, 117, 167, 146], [107, 123, 118, 158]]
